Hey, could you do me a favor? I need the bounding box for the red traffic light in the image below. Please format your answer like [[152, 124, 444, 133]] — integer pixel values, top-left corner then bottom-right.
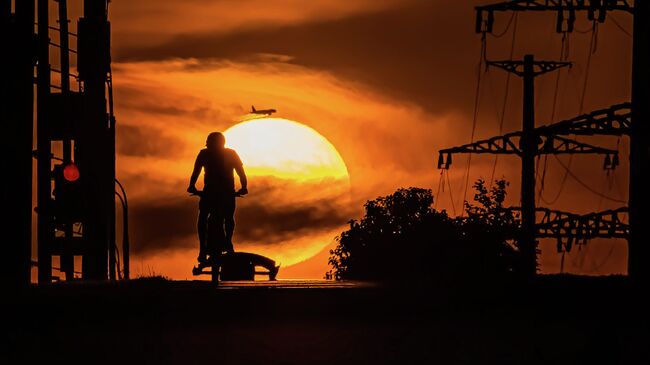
[[63, 163, 80, 182]]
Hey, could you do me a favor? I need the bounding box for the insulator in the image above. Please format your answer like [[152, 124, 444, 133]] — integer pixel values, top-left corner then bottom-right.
[[612, 154, 620, 167], [475, 9, 484, 33], [556, 239, 563, 253], [587, 3, 595, 21], [446, 153, 452, 168], [567, 10, 576, 33], [598, 8, 607, 23], [556, 11, 564, 33], [542, 136, 554, 152], [603, 154, 612, 169], [486, 11, 494, 33], [437, 153, 444, 169], [566, 236, 574, 252]]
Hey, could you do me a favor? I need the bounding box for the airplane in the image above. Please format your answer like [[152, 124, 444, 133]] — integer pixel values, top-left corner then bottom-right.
[[251, 105, 276, 116]]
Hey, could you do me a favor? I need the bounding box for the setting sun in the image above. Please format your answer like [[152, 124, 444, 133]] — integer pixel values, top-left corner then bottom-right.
[[224, 118, 349, 182]]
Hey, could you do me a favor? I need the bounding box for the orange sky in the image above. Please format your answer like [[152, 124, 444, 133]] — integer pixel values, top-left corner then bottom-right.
[[44, 0, 635, 279]]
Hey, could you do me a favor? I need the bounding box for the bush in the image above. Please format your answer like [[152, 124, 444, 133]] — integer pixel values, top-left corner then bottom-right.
[[327, 179, 521, 284]]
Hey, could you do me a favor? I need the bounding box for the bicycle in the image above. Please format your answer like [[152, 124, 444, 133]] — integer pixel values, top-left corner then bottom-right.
[[189, 190, 279, 284]]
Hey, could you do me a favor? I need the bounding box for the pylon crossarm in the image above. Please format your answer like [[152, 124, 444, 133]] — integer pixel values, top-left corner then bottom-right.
[[487, 60, 571, 77], [539, 135, 618, 156], [475, 1, 633, 33], [508, 206, 579, 226], [534, 207, 629, 251], [440, 132, 523, 155], [437, 133, 618, 169], [476, 0, 632, 12], [537, 103, 631, 136], [437, 133, 523, 168], [499, 206, 628, 248]]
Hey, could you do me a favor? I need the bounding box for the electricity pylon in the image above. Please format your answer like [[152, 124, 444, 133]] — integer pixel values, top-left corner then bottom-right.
[[442, 0, 646, 279], [438, 54, 620, 276]]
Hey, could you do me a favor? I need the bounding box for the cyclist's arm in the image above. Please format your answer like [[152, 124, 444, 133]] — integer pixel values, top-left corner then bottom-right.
[[235, 164, 247, 192], [188, 152, 203, 192]]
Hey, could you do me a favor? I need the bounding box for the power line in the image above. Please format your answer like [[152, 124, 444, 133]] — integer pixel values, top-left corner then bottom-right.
[[552, 155, 627, 204], [444, 170, 457, 216], [461, 35, 487, 214], [537, 32, 569, 204], [489, 12, 516, 38], [541, 22, 598, 205], [609, 13, 632, 37], [434, 169, 443, 210], [489, 14, 518, 188]]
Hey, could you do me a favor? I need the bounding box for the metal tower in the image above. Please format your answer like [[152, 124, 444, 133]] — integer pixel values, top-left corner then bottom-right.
[[34, 0, 121, 283], [440, 0, 644, 279], [1, 0, 35, 287], [438, 54, 618, 275]]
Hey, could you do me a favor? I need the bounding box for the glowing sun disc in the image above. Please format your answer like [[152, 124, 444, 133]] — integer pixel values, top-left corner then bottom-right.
[[224, 118, 349, 182]]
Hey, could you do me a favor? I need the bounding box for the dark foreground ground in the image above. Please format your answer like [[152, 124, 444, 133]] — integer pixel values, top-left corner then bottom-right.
[[3, 275, 649, 364]]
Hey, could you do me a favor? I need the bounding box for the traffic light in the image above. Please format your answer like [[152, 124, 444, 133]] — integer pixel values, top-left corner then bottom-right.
[[52, 162, 84, 224]]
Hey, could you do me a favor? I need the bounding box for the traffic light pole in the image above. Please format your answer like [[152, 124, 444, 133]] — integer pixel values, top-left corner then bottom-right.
[[58, 0, 75, 281], [78, 0, 113, 280]]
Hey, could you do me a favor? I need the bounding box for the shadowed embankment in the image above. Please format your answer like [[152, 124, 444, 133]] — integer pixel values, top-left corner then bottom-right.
[[4, 275, 649, 364]]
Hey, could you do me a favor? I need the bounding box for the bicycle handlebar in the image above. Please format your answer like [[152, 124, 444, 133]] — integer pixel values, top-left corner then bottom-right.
[[189, 190, 246, 198]]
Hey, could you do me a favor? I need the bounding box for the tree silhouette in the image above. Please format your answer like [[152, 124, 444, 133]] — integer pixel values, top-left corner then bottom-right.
[[327, 179, 521, 283]]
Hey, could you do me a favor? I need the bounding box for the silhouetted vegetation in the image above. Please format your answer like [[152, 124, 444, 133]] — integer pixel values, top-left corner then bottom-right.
[[327, 179, 521, 283]]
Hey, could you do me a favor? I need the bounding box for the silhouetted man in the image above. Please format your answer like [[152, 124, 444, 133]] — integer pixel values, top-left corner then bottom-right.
[[188, 132, 248, 264]]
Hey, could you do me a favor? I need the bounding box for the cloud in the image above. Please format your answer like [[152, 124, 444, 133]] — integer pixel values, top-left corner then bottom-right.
[[127, 177, 353, 256], [113, 1, 476, 116], [109, 0, 410, 46], [117, 124, 187, 158], [106, 0, 634, 277], [113, 58, 449, 177]]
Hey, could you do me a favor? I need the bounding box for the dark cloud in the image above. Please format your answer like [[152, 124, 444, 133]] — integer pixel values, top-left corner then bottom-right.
[[128, 197, 198, 254], [114, 0, 632, 125], [109, 0, 633, 275], [128, 178, 353, 255], [117, 124, 186, 158], [114, 84, 220, 120], [234, 196, 351, 243], [114, 1, 475, 114]]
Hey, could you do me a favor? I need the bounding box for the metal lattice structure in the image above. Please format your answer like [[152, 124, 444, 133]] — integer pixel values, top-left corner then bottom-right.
[[537, 103, 631, 136], [438, 132, 619, 160], [472, 0, 648, 281], [437, 0, 648, 277]]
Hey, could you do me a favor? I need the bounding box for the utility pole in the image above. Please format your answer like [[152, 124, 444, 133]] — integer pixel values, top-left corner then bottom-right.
[[37, 0, 53, 284], [469, 0, 646, 281], [629, 0, 650, 283], [440, 56, 577, 275], [520, 56, 537, 275], [489, 56, 571, 275]]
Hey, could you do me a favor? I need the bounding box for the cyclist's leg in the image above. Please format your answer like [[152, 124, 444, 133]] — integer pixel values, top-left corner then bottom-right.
[[208, 209, 226, 256], [224, 195, 236, 253], [197, 205, 209, 263]]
